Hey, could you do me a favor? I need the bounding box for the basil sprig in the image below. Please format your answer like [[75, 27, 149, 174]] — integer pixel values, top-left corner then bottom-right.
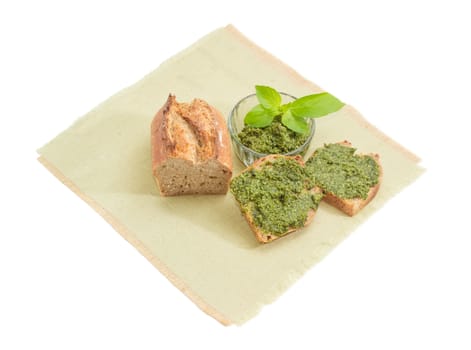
[[244, 85, 345, 134]]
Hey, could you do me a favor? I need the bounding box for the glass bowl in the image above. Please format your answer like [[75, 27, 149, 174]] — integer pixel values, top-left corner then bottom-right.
[[228, 93, 316, 166]]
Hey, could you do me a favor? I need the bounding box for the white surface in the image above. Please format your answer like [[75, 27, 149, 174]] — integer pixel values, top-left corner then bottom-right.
[[1, 0, 470, 349]]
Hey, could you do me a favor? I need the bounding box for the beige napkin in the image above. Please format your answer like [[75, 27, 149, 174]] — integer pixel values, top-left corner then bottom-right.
[[37, 25, 424, 325]]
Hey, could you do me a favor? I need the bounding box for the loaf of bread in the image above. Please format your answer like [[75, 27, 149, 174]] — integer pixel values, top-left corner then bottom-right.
[[230, 154, 324, 243], [306, 141, 382, 216], [151, 95, 232, 196]]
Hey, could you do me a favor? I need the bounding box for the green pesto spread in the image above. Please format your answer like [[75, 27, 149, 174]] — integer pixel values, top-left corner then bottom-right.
[[230, 157, 323, 236], [306, 143, 380, 200], [237, 116, 308, 154]]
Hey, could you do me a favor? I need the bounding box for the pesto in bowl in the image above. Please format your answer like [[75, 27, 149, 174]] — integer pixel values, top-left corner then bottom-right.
[[228, 93, 315, 166], [237, 115, 309, 154]]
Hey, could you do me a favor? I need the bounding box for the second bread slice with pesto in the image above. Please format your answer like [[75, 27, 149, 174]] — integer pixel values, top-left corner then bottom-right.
[[230, 155, 324, 243], [305, 141, 382, 216]]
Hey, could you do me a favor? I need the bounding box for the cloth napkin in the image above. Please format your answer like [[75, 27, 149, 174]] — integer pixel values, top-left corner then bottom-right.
[[38, 25, 424, 325]]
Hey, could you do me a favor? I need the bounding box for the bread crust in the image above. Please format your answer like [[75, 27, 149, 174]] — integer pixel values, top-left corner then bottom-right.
[[151, 95, 232, 196], [313, 140, 382, 216], [234, 154, 322, 243]]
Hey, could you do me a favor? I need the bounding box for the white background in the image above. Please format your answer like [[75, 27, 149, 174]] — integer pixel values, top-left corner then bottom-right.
[[1, 0, 470, 349]]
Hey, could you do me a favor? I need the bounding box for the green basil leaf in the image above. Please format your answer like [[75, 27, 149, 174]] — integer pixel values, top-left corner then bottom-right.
[[280, 102, 292, 113], [244, 104, 277, 127], [290, 92, 344, 118], [281, 110, 309, 134], [255, 85, 282, 110]]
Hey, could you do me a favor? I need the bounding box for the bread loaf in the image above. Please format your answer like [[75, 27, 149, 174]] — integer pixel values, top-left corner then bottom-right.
[[151, 95, 232, 196]]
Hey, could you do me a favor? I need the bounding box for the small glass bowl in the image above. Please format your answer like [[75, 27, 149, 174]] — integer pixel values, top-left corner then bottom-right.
[[228, 93, 316, 166]]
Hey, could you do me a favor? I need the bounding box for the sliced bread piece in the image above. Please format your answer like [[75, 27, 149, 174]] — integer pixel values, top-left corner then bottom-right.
[[306, 141, 382, 216], [230, 154, 324, 243]]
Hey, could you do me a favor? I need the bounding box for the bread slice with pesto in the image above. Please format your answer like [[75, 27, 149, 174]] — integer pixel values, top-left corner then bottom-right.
[[306, 141, 382, 216], [230, 154, 324, 243]]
